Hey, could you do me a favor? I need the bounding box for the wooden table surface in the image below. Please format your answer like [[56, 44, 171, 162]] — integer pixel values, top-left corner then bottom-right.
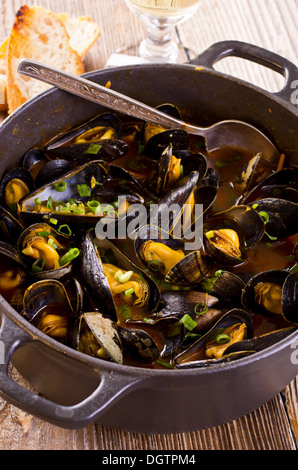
[[0, 0, 297, 451]]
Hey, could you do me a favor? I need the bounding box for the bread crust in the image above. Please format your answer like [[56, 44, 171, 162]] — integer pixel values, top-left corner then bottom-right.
[[6, 5, 85, 114]]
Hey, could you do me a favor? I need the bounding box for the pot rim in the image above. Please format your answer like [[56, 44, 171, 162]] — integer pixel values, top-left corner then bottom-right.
[[0, 58, 297, 379]]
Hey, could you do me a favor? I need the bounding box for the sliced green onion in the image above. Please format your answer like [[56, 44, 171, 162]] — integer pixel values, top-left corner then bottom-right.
[[252, 203, 259, 210], [265, 231, 277, 241], [59, 248, 80, 266], [194, 302, 209, 316], [32, 258, 46, 273], [46, 196, 53, 209], [205, 230, 214, 239], [58, 224, 72, 237], [120, 304, 131, 320], [77, 184, 91, 198], [119, 270, 133, 283], [87, 200, 101, 213], [72, 203, 85, 215], [47, 239, 57, 249], [155, 360, 174, 369], [125, 288, 135, 297], [259, 211, 270, 224], [37, 231, 50, 237], [54, 181, 67, 192], [34, 197, 41, 205], [148, 260, 162, 272], [49, 218, 58, 225], [216, 333, 230, 344], [181, 314, 197, 331], [114, 269, 124, 281], [84, 143, 102, 155]]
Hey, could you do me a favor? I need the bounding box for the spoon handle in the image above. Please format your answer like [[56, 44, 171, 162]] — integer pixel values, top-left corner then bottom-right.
[[18, 59, 196, 133]]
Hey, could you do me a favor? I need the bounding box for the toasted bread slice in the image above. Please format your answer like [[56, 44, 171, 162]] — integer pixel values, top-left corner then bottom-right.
[[56, 12, 101, 59], [6, 5, 85, 114], [0, 37, 9, 111]]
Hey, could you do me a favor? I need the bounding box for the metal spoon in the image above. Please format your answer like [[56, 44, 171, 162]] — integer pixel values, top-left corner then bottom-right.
[[18, 58, 280, 161]]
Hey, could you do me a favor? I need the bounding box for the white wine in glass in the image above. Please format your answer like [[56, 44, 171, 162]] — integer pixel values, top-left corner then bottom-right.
[[125, 0, 202, 63]]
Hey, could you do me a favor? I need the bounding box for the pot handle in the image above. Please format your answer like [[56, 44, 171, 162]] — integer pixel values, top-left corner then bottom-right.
[[0, 311, 144, 429], [189, 40, 298, 104]]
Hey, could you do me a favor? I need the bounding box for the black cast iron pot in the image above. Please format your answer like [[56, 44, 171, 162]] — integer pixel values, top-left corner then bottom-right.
[[0, 41, 297, 434]]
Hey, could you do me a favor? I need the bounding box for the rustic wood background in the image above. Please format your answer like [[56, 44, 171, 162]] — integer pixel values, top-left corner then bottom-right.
[[0, 0, 297, 450]]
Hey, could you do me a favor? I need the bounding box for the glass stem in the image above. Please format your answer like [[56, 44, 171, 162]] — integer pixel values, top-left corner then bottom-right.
[[139, 17, 178, 63]]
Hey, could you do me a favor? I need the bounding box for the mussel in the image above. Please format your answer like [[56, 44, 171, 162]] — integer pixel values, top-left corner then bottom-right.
[[46, 113, 123, 150], [248, 198, 298, 240], [135, 224, 213, 286], [22, 279, 74, 342], [75, 311, 123, 364], [17, 223, 80, 280], [0, 168, 34, 214], [203, 205, 265, 266], [0, 240, 27, 312], [79, 232, 161, 323], [173, 309, 255, 368], [147, 144, 208, 197], [241, 269, 298, 324], [141, 104, 190, 159]]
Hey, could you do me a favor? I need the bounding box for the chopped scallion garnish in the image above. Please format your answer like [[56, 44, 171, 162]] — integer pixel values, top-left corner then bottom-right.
[[125, 288, 135, 296], [259, 211, 270, 224], [181, 314, 197, 331], [87, 200, 101, 213], [58, 224, 72, 237], [32, 258, 46, 273], [77, 184, 91, 198], [34, 197, 41, 205], [148, 260, 162, 272], [216, 333, 230, 344], [194, 302, 208, 316], [54, 181, 67, 192], [59, 248, 80, 266], [46, 196, 53, 209], [84, 143, 102, 155]]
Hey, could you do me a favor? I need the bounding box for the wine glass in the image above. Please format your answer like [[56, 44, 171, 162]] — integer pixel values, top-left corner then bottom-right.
[[124, 0, 202, 63]]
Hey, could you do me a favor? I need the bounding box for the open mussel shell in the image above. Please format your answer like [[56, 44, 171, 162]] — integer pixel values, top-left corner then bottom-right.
[[248, 198, 298, 240], [117, 326, 159, 362], [200, 270, 246, 307], [135, 224, 213, 286], [234, 152, 277, 196], [223, 326, 296, 356], [17, 223, 79, 281], [152, 169, 217, 237], [0, 204, 24, 243], [76, 312, 123, 364], [241, 165, 298, 204], [241, 269, 298, 324], [79, 232, 161, 323], [46, 113, 123, 150], [126, 315, 186, 359], [141, 104, 190, 159], [34, 159, 73, 188], [203, 205, 265, 266], [18, 160, 110, 228], [156, 290, 223, 337], [147, 144, 207, 197], [46, 139, 130, 166], [22, 279, 74, 342], [173, 308, 255, 369], [157, 289, 219, 319], [22, 148, 48, 179], [0, 240, 28, 312], [0, 167, 34, 213]]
